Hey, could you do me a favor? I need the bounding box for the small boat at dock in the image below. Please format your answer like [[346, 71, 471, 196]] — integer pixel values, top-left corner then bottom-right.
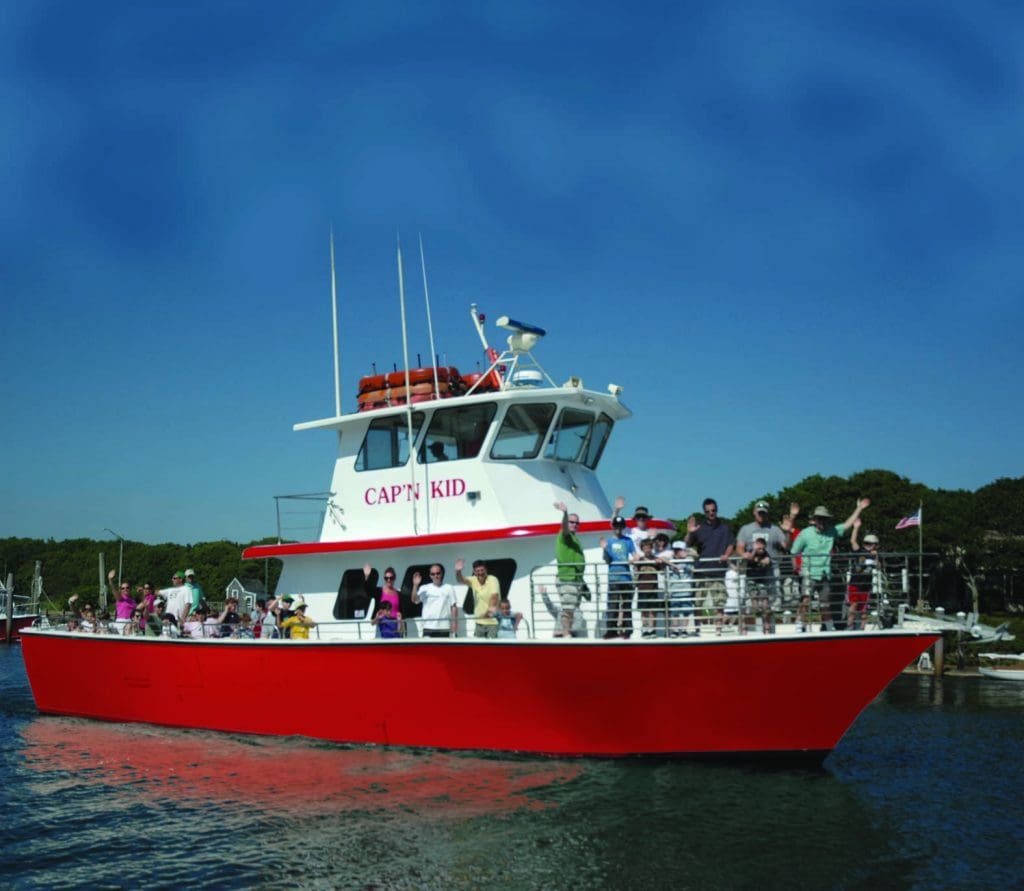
[[977, 653, 1024, 682]]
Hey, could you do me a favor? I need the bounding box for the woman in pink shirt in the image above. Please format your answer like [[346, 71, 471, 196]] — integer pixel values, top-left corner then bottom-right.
[[108, 569, 137, 621], [365, 564, 401, 616]]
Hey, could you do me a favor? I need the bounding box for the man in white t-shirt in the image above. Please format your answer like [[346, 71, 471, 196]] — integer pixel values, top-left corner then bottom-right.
[[412, 564, 459, 638], [160, 572, 192, 625]]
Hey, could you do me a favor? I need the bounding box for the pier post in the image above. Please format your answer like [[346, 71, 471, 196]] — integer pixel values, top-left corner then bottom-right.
[[932, 636, 944, 677], [4, 573, 12, 645]]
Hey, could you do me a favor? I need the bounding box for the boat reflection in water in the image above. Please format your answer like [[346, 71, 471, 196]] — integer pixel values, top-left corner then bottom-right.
[[18, 717, 582, 816]]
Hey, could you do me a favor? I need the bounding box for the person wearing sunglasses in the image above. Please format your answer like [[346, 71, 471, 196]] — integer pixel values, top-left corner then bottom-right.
[[136, 582, 157, 620], [846, 518, 878, 631], [553, 501, 586, 638], [411, 565, 458, 638], [122, 607, 145, 636], [107, 568, 138, 628], [67, 595, 97, 633], [363, 564, 401, 619], [144, 599, 166, 637]]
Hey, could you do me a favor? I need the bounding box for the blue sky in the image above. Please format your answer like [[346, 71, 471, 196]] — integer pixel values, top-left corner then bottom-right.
[[3, 1, 1021, 545]]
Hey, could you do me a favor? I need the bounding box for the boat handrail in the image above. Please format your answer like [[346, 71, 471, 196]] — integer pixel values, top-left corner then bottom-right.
[[525, 551, 936, 638]]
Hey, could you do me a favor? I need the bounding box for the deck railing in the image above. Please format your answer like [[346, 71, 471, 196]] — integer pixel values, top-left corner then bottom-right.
[[526, 552, 935, 638]]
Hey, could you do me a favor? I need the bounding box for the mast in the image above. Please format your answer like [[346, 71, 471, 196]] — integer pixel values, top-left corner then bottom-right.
[[396, 236, 418, 535], [330, 228, 342, 417], [419, 234, 441, 399]]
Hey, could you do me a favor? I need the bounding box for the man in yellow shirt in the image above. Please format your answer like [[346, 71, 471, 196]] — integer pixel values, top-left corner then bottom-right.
[[455, 558, 500, 639], [281, 601, 316, 640]]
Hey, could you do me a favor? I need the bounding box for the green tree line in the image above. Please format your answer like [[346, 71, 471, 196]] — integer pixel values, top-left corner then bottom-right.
[[0, 536, 284, 613]]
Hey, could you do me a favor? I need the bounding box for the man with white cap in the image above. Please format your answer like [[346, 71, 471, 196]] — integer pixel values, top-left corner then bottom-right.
[[668, 540, 697, 636], [846, 518, 879, 630], [791, 498, 871, 631]]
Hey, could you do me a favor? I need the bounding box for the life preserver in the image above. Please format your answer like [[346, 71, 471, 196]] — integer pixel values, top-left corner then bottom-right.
[[357, 387, 391, 405], [357, 381, 451, 406], [385, 367, 461, 389], [358, 374, 387, 393], [463, 370, 501, 393]]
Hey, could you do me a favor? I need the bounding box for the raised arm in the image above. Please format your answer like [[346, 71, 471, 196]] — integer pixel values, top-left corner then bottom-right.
[[410, 571, 423, 604], [842, 498, 871, 532], [454, 557, 468, 585], [554, 501, 570, 535], [850, 516, 862, 551], [684, 514, 699, 546], [611, 495, 625, 523]]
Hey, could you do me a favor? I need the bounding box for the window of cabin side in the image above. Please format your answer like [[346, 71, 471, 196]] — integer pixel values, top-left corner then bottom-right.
[[544, 407, 595, 463], [490, 403, 556, 460], [583, 412, 614, 469], [355, 412, 425, 471], [334, 568, 372, 620], [421, 403, 497, 464]]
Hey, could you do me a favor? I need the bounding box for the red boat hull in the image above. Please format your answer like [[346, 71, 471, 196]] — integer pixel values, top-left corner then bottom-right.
[[19, 630, 937, 757]]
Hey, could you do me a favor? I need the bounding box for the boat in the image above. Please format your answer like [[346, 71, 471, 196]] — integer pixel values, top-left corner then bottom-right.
[[977, 653, 1024, 682], [1, 580, 40, 642], [20, 293, 939, 760]]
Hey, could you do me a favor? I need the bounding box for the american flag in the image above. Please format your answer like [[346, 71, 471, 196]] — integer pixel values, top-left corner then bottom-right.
[[895, 509, 921, 530]]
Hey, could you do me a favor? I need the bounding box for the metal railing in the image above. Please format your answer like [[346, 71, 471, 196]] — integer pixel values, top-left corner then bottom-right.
[[528, 552, 933, 638]]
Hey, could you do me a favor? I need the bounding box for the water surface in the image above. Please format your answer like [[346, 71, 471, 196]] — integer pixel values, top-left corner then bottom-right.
[[1, 646, 1020, 889]]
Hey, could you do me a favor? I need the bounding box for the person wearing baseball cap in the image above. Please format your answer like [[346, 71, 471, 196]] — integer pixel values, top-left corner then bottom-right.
[[736, 500, 799, 615], [184, 569, 204, 615], [281, 600, 316, 640], [600, 513, 637, 638], [610, 494, 655, 552], [846, 519, 880, 630]]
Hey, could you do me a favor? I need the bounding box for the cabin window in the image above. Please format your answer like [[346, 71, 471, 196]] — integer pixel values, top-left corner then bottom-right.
[[355, 412, 425, 471], [544, 408, 595, 463], [333, 568, 373, 620], [421, 403, 497, 463], [583, 413, 614, 469], [490, 403, 556, 460]]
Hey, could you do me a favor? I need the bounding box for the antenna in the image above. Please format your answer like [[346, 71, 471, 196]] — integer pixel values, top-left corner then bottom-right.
[[419, 234, 441, 398], [329, 227, 341, 417], [396, 235, 418, 535]]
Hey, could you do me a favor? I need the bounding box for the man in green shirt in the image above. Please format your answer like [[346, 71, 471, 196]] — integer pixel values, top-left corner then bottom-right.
[[554, 501, 585, 637], [791, 498, 870, 631]]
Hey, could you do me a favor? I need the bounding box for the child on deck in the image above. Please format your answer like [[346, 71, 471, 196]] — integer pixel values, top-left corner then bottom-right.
[[372, 600, 403, 639], [743, 534, 775, 633], [633, 538, 669, 637], [495, 599, 523, 639]]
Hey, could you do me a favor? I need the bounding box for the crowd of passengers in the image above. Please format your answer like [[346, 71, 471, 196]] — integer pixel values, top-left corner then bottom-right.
[[557, 494, 884, 638], [62, 495, 884, 640], [66, 568, 317, 640]]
